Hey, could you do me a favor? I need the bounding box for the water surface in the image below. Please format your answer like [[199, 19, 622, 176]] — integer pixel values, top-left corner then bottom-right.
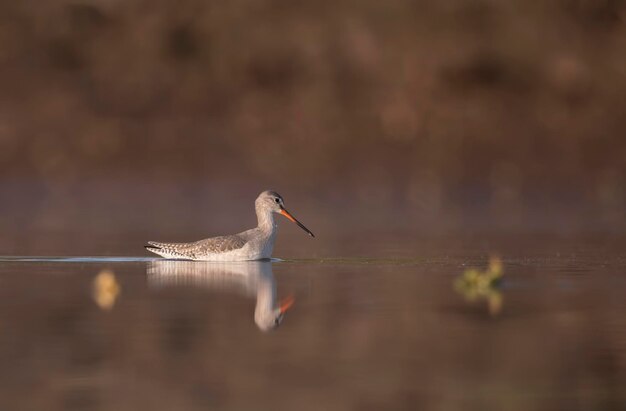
[[0, 235, 624, 410]]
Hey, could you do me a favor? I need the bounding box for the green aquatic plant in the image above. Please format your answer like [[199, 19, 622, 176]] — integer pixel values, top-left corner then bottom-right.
[[454, 257, 503, 315]]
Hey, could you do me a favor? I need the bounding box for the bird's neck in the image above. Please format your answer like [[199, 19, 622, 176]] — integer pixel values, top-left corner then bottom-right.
[[256, 206, 277, 234]]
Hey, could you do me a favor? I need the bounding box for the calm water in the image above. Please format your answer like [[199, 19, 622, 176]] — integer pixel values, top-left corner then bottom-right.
[[0, 234, 624, 411]]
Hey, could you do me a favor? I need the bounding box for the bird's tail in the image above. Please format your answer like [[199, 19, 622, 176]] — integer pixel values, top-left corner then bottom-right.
[[144, 241, 192, 259]]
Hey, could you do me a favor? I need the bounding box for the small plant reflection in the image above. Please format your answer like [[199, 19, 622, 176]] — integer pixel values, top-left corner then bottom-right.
[[92, 269, 120, 310], [147, 261, 293, 332], [454, 256, 503, 316]]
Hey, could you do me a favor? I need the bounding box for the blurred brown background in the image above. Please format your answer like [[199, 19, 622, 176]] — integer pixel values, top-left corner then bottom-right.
[[0, 1, 624, 253]]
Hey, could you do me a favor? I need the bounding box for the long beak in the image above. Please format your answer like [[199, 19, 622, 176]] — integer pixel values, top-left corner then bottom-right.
[[280, 208, 315, 237], [279, 295, 295, 314]]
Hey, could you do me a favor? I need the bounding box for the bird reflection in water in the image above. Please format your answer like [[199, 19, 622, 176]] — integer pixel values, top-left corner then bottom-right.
[[147, 261, 294, 331]]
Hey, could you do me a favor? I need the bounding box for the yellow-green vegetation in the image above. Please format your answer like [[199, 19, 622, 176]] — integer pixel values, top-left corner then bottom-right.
[[92, 269, 121, 311], [454, 257, 503, 316]]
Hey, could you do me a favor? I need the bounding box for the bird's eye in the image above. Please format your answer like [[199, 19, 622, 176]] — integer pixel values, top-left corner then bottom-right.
[[274, 198, 280, 203]]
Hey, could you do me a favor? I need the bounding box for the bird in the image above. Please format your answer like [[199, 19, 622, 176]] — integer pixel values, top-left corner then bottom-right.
[[147, 260, 294, 331], [145, 190, 314, 261]]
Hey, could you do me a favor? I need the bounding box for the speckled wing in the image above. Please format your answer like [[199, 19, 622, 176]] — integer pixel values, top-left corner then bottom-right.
[[194, 235, 247, 255], [146, 235, 247, 259]]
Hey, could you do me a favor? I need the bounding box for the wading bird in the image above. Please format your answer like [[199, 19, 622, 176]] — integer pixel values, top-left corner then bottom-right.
[[145, 190, 314, 261]]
